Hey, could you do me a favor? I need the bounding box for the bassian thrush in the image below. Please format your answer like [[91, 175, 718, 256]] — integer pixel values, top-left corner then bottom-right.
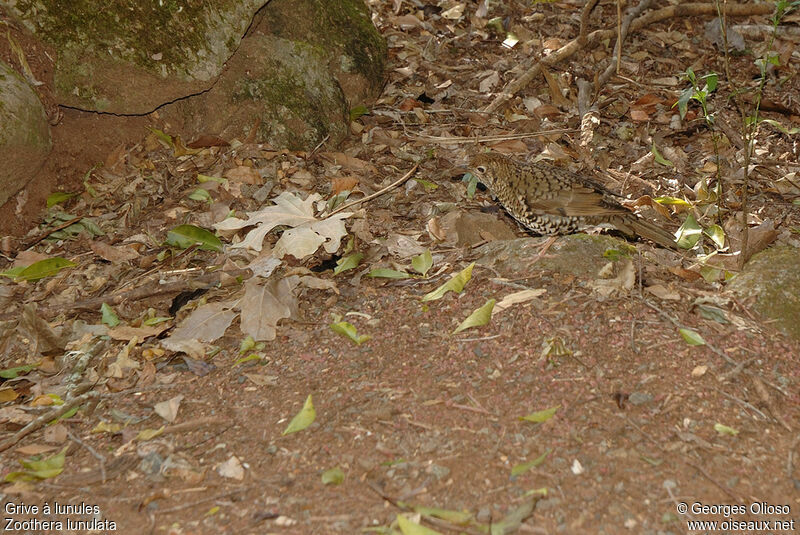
[[469, 152, 677, 249]]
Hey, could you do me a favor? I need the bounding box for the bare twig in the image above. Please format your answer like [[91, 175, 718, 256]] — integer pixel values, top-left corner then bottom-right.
[[328, 163, 419, 216], [598, 0, 654, 89], [19, 216, 83, 251], [68, 430, 107, 483], [579, 0, 601, 44], [410, 129, 577, 144], [0, 391, 100, 453], [153, 486, 253, 514]]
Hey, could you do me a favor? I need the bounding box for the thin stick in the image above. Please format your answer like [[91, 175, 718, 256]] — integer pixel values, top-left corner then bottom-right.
[[638, 295, 789, 397], [616, 0, 623, 74], [68, 430, 107, 484], [625, 415, 741, 501], [154, 486, 253, 514], [328, 163, 419, 216], [599, 0, 654, 88], [579, 0, 601, 43], [0, 391, 100, 453], [410, 129, 576, 144]]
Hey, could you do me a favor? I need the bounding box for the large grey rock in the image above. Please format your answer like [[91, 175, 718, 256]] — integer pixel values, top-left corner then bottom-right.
[[164, 0, 386, 149], [727, 245, 800, 340], [3, 0, 386, 150], [166, 34, 348, 150], [4, 0, 264, 114], [476, 235, 636, 278], [255, 0, 387, 108], [0, 60, 51, 206]]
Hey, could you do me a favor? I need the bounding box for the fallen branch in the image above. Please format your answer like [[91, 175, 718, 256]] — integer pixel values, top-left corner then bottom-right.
[[35, 267, 251, 320]]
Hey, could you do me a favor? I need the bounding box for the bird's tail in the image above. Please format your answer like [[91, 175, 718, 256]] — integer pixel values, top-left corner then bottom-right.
[[616, 216, 678, 249]]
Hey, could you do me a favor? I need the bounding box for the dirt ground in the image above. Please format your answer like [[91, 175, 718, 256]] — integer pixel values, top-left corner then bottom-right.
[[2, 1, 800, 534]]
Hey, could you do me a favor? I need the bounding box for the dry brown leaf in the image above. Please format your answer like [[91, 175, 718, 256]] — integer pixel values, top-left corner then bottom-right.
[[331, 176, 360, 194], [390, 14, 423, 29], [487, 139, 528, 153], [0, 388, 19, 402], [187, 134, 230, 148], [541, 67, 570, 108], [533, 104, 560, 119], [646, 284, 681, 301], [224, 166, 262, 184], [240, 276, 300, 341], [542, 37, 566, 51], [89, 241, 140, 263], [15, 444, 57, 456], [321, 152, 379, 174], [495, 289, 547, 312], [398, 97, 423, 111], [11, 250, 48, 268], [107, 324, 170, 341], [669, 265, 703, 281], [628, 195, 674, 220], [166, 302, 237, 343]]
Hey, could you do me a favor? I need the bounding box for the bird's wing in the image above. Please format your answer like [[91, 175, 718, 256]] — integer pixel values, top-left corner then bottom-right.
[[524, 182, 630, 217]]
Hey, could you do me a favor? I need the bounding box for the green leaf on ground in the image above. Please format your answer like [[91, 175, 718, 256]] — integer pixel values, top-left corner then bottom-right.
[[679, 328, 705, 346], [396, 514, 442, 535], [411, 250, 433, 276], [760, 118, 800, 135], [453, 299, 495, 334], [46, 191, 78, 208], [407, 505, 472, 525], [197, 174, 227, 184], [0, 364, 38, 379], [523, 487, 549, 497], [166, 224, 223, 252], [5, 446, 68, 482], [511, 449, 551, 477], [0, 258, 77, 282], [714, 423, 739, 436], [100, 303, 120, 327], [651, 142, 674, 167], [519, 405, 560, 424], [703, 224, 726, 248], [491, 499, 538, 535], [653, 196, 692, 207], [462, 172, 478, 198], [413, 178, 438, 191], [421, 263, 474, 302], [367, 268, 411, 279], [694, 304, 729, 324], [334, 253, 363, 275], [233, 354, 262, 366], [330, 321, 371, 345], [188, 188, 213, 203], [349, 104, 369, 121], [675, 213, 702, 249], [321, 467, 345, 485], [283, 394, 316, 435]]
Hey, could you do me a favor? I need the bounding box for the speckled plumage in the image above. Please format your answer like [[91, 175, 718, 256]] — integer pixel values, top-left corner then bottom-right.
[[470, 153, 676, 248]]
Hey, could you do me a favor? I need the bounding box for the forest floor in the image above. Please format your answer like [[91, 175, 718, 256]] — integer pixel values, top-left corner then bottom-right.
[[2, 1, 800, 534]]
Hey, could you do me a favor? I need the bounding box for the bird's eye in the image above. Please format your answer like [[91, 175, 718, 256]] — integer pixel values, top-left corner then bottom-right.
[[476, 165, 487, 173]]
